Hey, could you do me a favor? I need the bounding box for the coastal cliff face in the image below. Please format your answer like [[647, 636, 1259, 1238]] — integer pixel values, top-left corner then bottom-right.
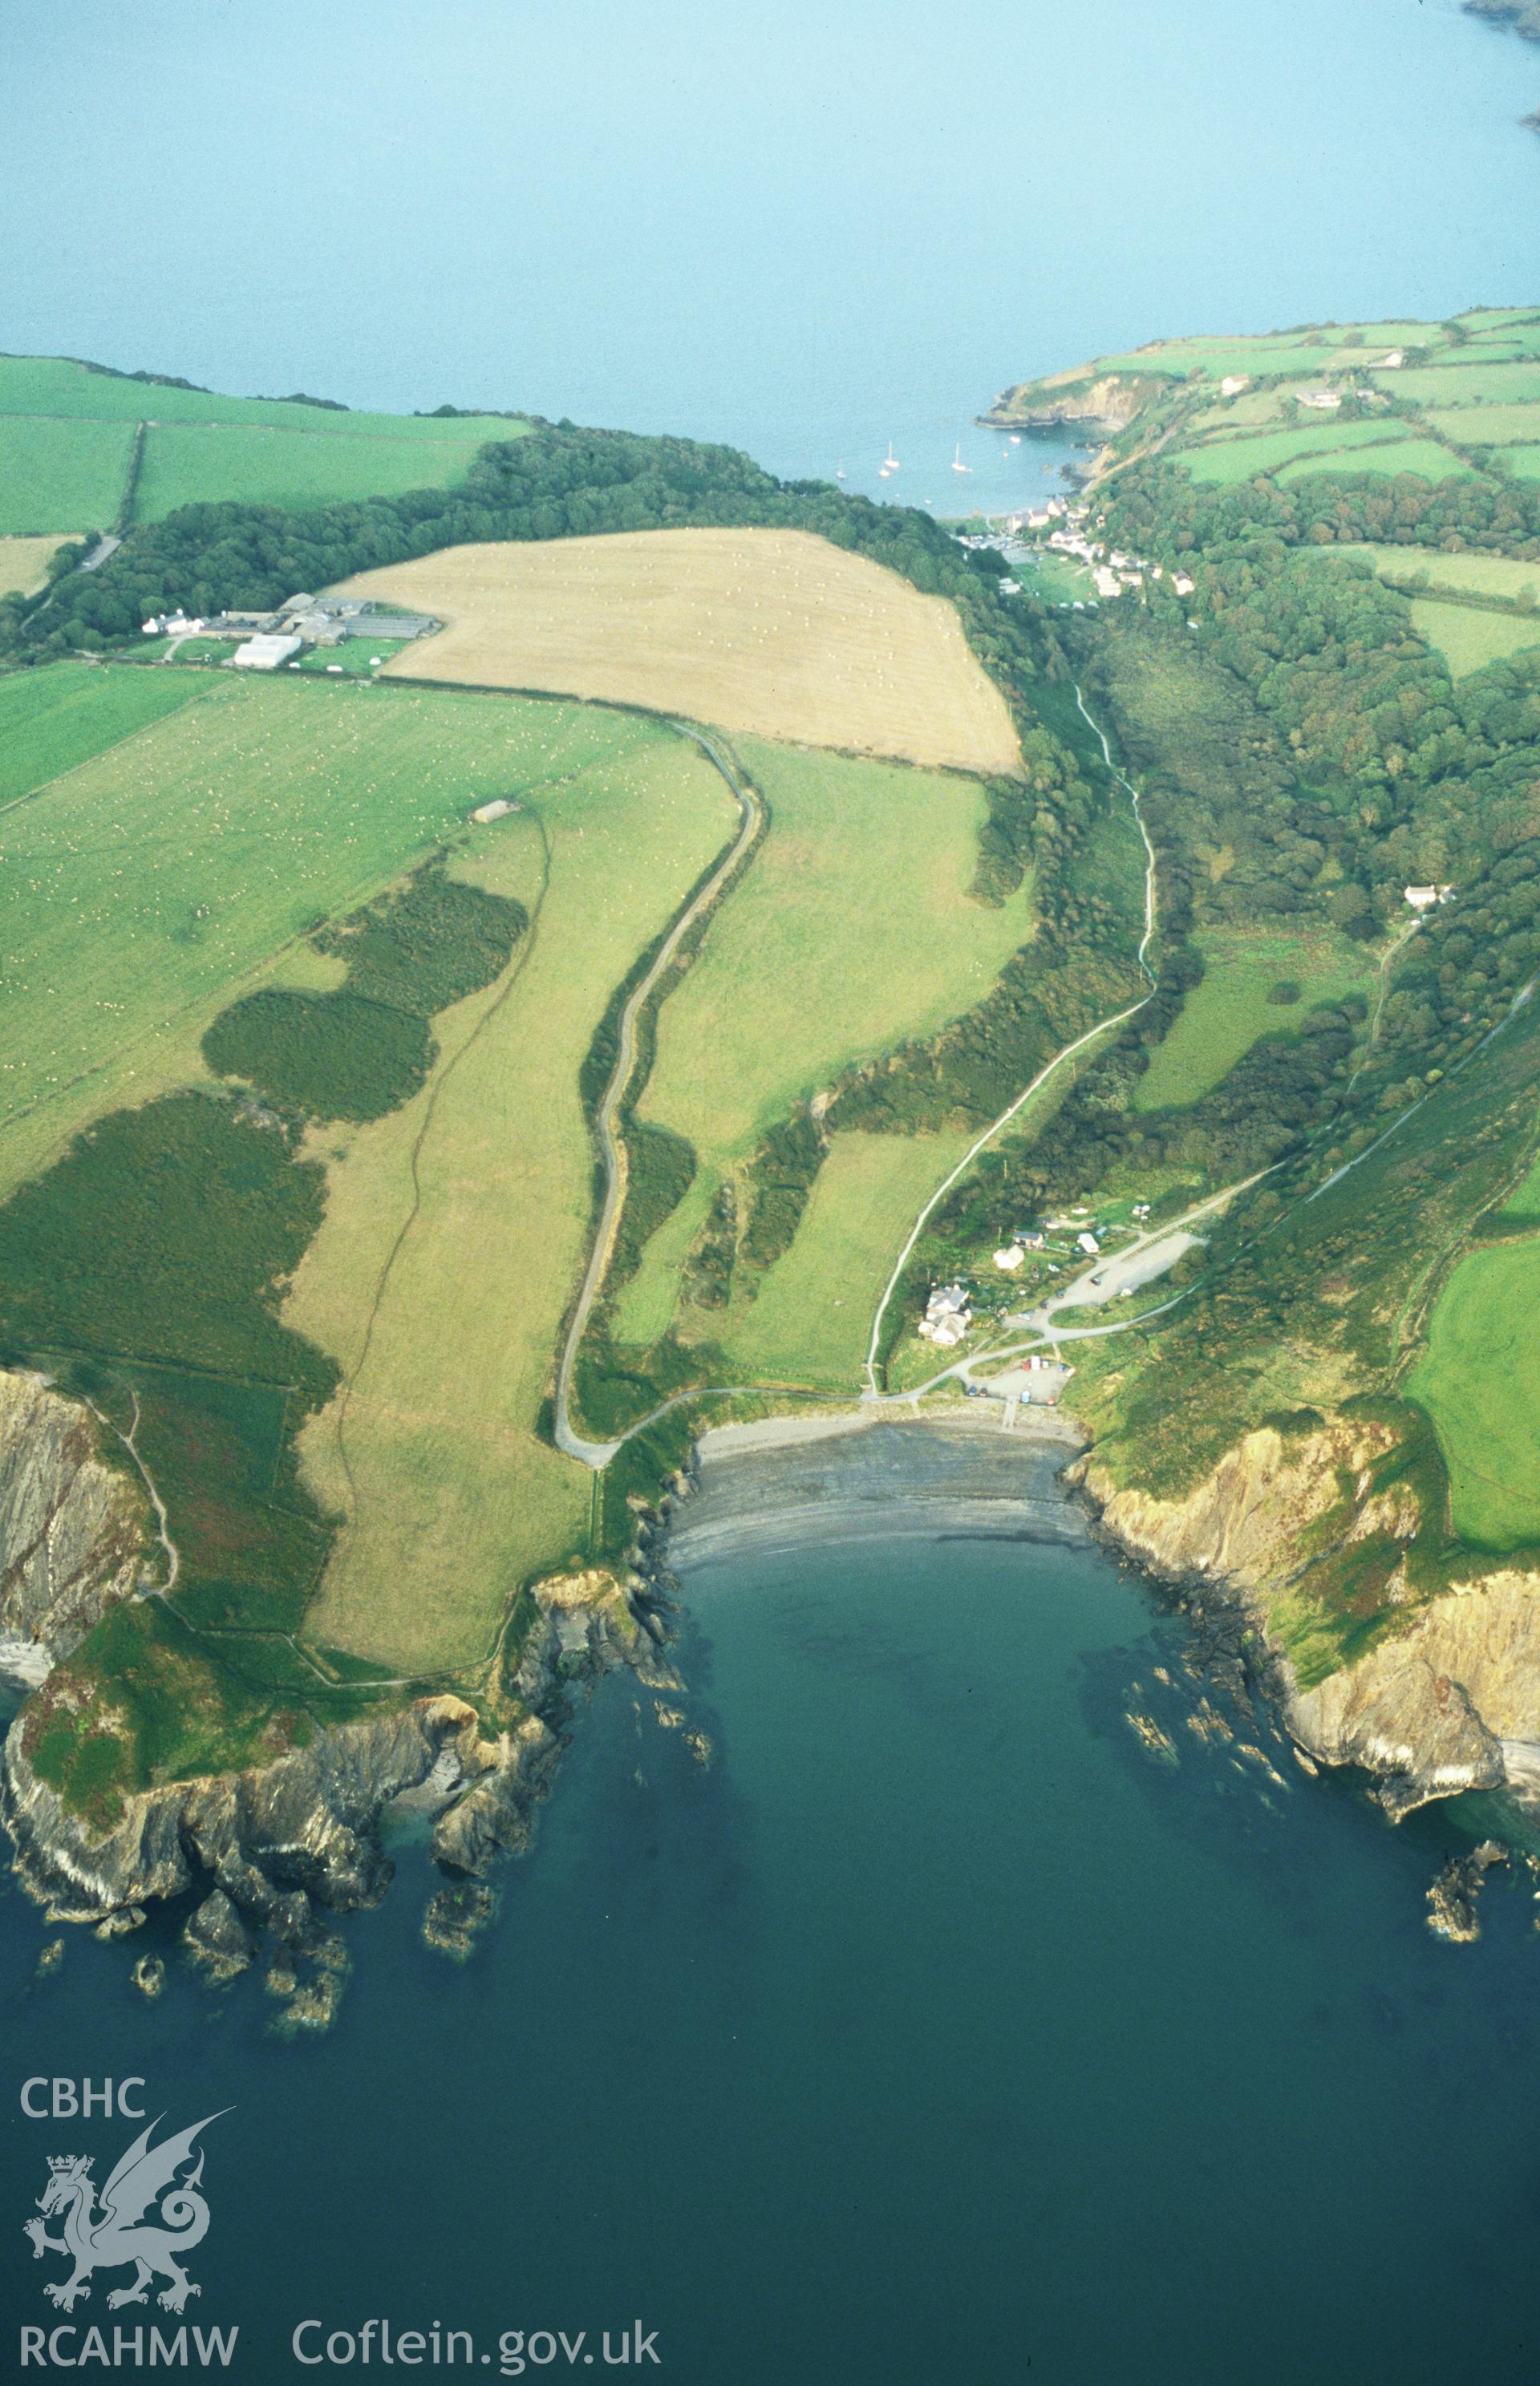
[[1076, 1424, 1540, 1820], [980, 371, 1157, 433], [0, 1357, 670, 1963], [0, 1370, 148, 1683]]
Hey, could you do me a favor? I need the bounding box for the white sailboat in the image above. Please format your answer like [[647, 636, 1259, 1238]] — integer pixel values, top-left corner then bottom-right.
[[881, 441, 899, 473], [835, 459, 846, 480], [1010, 434, 1022, 445], [951, 443, 971, 474]]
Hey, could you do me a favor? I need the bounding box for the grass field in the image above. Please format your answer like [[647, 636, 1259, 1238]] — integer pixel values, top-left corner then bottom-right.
[[336, 527, 1023, 774], [1497, 447, 1540, 480], [1134, 927, 1373, 1112], [721, 1130, 975, 1390], [0, 533, 76, 594], [288, 734, 739, 1667], [1179, 422, 1424, 484], [1408, 598, 1540, 677], [1420, 405, 1540, 445], [617, 738, 1037, 1350], [1408, 1238, 1540, 1547], [0, 415, 136, 533], [133, 423, 483, 521], [1278, 438, 1477, 484], [0, 671, 646, 1200], [638, 739, 1036, 1157], [1375, 363, 1540, 407], [1337, 544, 1540, 603], [0, 353, 527, 440], [0, 661, 206, 812]]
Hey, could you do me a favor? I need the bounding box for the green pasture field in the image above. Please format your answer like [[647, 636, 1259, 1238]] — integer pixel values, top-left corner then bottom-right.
[[289, 734, 739, 1668], [1408, 1237, 1540, 1547], [0, 661, 205, 812], [0, 353, 527, 440], [294, 638, 414, 676], [723, 1129, 976, 1391], [1279, 437, 1478, 484], [612, 1168, 720, 1346], [638, 739, 1036, 1160], [134, 423, 484, 521], [0, 670, 647, 1201], [1134, 927, 1373, 1112], [1178, 421, 1424, 484], [1335, 544, 1540, 602], [1497, 447, 1540, 480], [1095, 328, 1449, 381], [618, 739, 1038, 1348], [1376, 362, 1540, 407], [1015, 549, 1095, 604], [1419, 404, 1540, 445], [1408, 598, 1540, 677], [0, 415, 136, 533]]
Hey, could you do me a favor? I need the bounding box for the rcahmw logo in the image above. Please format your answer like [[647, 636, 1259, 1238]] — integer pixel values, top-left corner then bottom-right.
[[18, 2084, 237, 2369]]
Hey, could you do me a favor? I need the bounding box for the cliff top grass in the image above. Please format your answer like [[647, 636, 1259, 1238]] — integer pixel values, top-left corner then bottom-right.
[[334, 527, 1023, 775], [987, 308, 1540, 493], [0, 350, 527, 537]]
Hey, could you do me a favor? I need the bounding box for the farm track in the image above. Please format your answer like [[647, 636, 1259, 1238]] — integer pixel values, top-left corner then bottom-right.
[[554, 726, 764, 1465], [561, 685, 1166, 1468]]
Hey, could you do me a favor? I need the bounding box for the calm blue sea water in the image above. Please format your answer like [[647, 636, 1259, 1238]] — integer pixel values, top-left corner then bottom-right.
[[2, 1447, 1537, 2384], [2, 0, 1536, 513]]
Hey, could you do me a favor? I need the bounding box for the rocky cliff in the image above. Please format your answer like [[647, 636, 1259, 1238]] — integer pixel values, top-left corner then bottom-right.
[[1076, 1421, 1540, 1820], [0, 1355, 675, 1967], [0, 1370, 148, 1684], [980, 371, 1157, 433]]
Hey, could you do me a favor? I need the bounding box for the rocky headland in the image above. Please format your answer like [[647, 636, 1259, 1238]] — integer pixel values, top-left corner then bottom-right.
[[1075, 1419, 1540, 1824], [0, 1367, 685, 2000]]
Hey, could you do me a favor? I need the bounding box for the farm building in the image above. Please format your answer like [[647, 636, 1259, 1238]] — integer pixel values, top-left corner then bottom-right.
[[233, 633, 303, 670]]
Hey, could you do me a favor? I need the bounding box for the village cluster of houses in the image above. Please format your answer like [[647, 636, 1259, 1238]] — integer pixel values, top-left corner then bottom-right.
[[971, 497, 1197, 609], [916, 1202, 1155, 1347]]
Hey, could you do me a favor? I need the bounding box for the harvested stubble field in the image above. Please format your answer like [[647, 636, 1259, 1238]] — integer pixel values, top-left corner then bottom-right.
[[289, 733, 739, 1669], [335, 526, 1023, 773], [0, 533, 77, 595]]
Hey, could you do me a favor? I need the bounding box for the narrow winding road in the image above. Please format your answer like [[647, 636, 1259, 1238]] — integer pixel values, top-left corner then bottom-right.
[[553, 725, 764, 1464], [556, 685, 1171, 1469]]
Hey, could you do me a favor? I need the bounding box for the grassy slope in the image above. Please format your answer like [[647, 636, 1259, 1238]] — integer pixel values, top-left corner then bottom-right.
[[724, 1131, 975, 1389], [1408, 598, 1540, 677], [639, 740, 1035, 1156], [0, 671, 631, 1201], [1408, 1238, 1540, 1548], [0, 416, 137, 533], [0, 352, 523, 533], [621, 739, 1035, 1347], [1340, 545, 1540, 601], [290, 731, 736, 1668], [1181, 421, 1424, 484], [0, 660, 205, 809], [134, 423, 483, 521], [1134, 929, 1376, 1112]]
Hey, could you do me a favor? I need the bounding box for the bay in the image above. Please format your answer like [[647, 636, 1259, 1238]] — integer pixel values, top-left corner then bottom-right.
[[2, 1424, 1537, 2382]]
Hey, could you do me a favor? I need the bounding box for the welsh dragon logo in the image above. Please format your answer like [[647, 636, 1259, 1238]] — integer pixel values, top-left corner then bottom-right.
[[24, 2111, 228, 2314]]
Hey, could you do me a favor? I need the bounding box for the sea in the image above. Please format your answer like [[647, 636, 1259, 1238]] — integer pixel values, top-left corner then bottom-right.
[[3, 2, 1540, 2377]]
